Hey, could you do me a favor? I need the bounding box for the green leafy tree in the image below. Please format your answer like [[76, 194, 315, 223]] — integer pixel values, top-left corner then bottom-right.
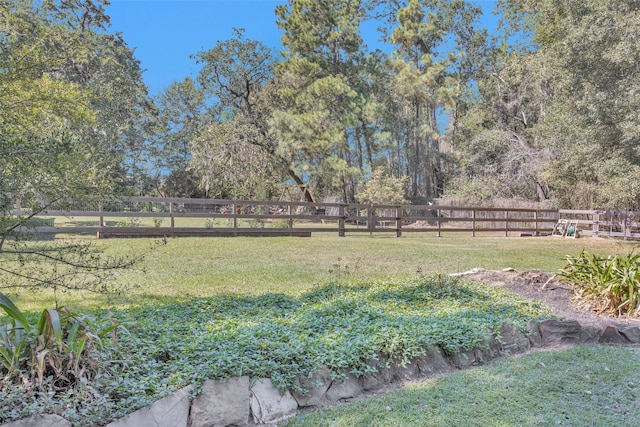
[[192, 29, 300, 200], [35, 0, 152, 194], [534, 0, 640, 209], [493, 0, 640, 208], [382, 0, 485, 201], [189, 121, 286, 199], [450, 45, 554, 202], [152, 77, 207, 197], [271, 0, 370, 202], [1, 0, 149, 299]]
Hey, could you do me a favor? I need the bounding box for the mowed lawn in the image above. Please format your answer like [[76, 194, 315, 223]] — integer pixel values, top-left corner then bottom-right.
[[284, 345, 640, 427], [5, 233, 635, 312]]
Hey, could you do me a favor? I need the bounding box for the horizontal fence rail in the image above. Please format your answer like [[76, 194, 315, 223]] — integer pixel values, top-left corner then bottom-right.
[[10, 197, 565, 238]]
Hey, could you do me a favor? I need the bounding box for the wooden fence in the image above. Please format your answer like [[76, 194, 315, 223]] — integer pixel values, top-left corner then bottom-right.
[[557, 210, 640, 240], [14, 196, 562, 238]]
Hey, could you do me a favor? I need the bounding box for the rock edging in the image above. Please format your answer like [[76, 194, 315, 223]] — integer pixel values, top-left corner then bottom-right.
[[3, 320, 639, 427]]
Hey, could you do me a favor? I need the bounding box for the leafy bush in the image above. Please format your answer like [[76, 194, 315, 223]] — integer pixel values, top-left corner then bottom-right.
[[356, 167, 408, 205], [0, 292, 128, 391], [558, 249, 640, 316]]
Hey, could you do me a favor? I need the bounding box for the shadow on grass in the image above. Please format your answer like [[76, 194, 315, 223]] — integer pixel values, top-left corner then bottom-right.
[[91, 277, 555, 369]]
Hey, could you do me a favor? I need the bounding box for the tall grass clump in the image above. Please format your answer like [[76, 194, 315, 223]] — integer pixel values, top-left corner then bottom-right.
[[559, 249, 640, 316], [0, 293, 131, 424]]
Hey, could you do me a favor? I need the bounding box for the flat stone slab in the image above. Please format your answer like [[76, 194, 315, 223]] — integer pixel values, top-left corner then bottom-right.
[[539, 320, 582, 345], [499, 322, 530, 355], [359, 355, 394, 391], [620, 326, 640, 343], [415, 346, 452, 376], [526, 320, 543, 347], [391, 358, 421, 382], [190, 377, 250, 427], [1, 415, 71, 427], [600, 325, 629, 344], [579, 326, 602, 344], [449, 349, 477, 369], [474, 336, 502, 365], [326, 373, 362, 401], [250, 378, 298, 424], [291, 366, 332, 407], [106, 386, 191, 427]]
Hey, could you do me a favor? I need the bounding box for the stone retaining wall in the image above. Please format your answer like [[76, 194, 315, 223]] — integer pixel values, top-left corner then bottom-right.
[[4, 320, 639, 427]]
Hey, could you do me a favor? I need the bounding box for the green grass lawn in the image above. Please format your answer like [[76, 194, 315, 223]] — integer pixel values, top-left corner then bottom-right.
[[284, 345, 640, 427], [4, 234, 635, 313]]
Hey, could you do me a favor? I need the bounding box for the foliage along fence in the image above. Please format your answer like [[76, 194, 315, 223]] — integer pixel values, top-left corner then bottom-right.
[[14, 196, 564, 238]]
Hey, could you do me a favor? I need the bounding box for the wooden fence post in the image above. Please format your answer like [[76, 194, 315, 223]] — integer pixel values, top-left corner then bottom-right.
[[288, 204, 293, 229], [338, 205, 346, 237], [505, 210, 509, 237], [367, 205, 374, 237], [97, 202, 104, 239], [624, 211, 629, 241], [169, 202, 175, 228], [472, 209, 476, 237], [232, 204, 237, 229], [592, 211, 599, 238], [395, 206, 402, 238], [437, 209, 441, 237], [99, 203, 104, 227]]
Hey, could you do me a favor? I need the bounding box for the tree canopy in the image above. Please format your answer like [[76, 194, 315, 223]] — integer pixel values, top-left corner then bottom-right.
[[1, 0, 151, 297], [4, 0, 640, 209]]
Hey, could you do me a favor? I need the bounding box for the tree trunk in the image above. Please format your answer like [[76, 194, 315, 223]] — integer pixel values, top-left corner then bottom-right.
[[286, 168, 316, 203]]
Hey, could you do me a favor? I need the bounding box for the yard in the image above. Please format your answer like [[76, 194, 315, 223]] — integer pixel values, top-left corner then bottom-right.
[[1, 234, 639, 426]]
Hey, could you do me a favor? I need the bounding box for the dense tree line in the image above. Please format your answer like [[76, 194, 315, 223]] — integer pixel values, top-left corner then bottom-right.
[[3, 0, 640, 209]]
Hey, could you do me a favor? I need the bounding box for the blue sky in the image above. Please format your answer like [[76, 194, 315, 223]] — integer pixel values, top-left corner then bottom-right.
[[106, 0, 499, 96]]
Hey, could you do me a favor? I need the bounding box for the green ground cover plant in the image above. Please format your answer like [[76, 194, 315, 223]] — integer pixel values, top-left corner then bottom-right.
[[283, 345, 640, 427], [0, 275, 553, 425]]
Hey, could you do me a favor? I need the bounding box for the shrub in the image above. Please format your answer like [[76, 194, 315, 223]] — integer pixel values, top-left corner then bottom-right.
[[0, 293, 129, 391], [558, 249, 640, 316], [356, 167, 408, 205]]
